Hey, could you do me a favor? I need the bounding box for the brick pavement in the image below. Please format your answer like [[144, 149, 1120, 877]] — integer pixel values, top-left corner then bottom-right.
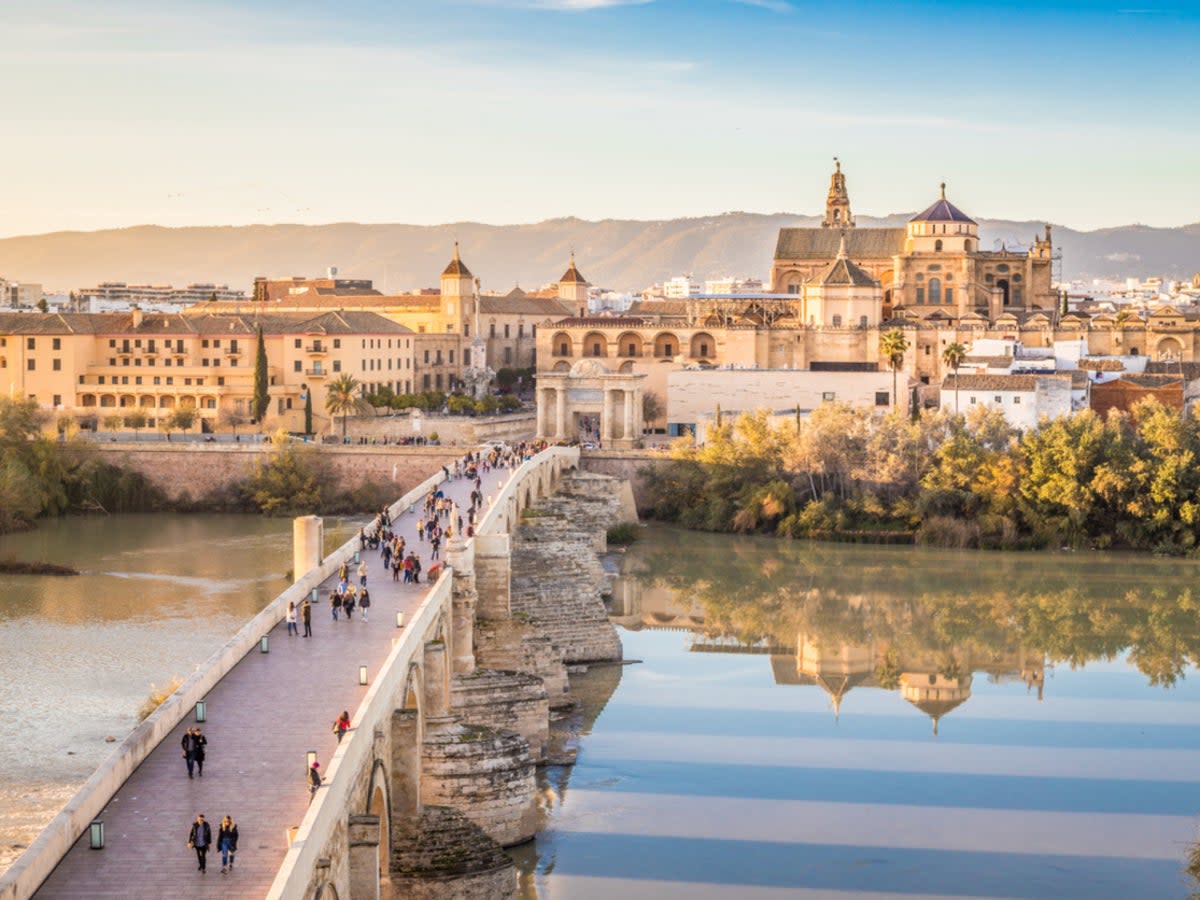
[[33, 461, 517, 899]]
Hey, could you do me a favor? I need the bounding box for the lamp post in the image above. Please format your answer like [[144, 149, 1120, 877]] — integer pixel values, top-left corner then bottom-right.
[[306, 750, 317, 772], [89, 820, 104, 850], [260, 635, 269, 653], [358, 665, 368, 685], [194, 700, 206, 723], [395, 611, 405, 628]]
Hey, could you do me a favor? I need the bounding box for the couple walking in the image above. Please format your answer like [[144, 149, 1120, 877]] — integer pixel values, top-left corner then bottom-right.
[[187, 814, 238, 874]]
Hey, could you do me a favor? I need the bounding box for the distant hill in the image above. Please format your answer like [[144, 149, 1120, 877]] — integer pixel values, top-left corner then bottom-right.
[[1, 214, 1197, 294]]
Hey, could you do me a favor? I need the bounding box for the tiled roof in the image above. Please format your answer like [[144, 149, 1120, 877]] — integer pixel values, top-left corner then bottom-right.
[[626, 300, 691, 317], [816, 256, 878, 287], [774, 227, 906, 261], [559, 262, 587, 285], [910, 195, 977, 225], [479, 295, 573, 317], [1145, 360, 1200, 380], [941, 373, 1070, 392], [1078, 357, 1126, 372], [961, 355, 1013, 367], [0, 310, 410, 336], [1104, 374, 1183, 389]]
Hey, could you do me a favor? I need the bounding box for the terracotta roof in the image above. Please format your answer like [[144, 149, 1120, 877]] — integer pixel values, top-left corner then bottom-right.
[[1145, 360, 1200, 380], [554, 317, 646, 327], [1070, 371, 1090, 388], [1078, 357, 1126, 372], [942, 373, 1071, 392], [442, 243, 472, 278], [626, 300, 691, 317], [0, 310, 411, 337], [774, 227, 906, 261], [479, 295, 573, 317], [961, 355, 1013, 367], [559, 254, 588, 285], [815, 256, 878, 288], [1105, 374, 1184, 389]]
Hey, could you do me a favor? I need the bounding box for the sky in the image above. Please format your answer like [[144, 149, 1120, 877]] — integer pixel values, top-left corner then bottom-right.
[[1, 0, 1197, 237]]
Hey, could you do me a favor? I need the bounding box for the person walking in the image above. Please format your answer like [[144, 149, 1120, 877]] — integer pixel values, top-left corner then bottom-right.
[[330, 590, 342, 622], [332, 710, 351, 743], [308, 761, 322, 802], [286, 601, 298, 637], [187, 813, 211, 873], [217, 815, 238, 874], [359, 587, 370, 622], [358, 558, 369, 588], [343, 587, 356, 621], [182, 727, 207, 779], [301, 598, 313, 638]]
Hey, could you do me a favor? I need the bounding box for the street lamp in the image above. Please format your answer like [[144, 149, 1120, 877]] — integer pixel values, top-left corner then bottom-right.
[[194, 700, 206, 723], [260, 635, 269, 653], [89, 820, 104, 850], [306, 750, 317, 772], [358, 665, 369, 685], [395, 611, 405, 628]]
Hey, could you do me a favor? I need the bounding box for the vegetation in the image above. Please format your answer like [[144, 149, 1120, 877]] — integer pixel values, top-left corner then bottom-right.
[[941, 341, 966, 414], [245, 430, 324, 515], [0, 397, 169, 532], [304, 388, 313, 435], [495, 366, 535, 393], [364, 386, 521, 416], [879, 328, 909, 410], [252, 325, 269, 423], [643, 399, 1200, 555], [606, 522, 640, 545], [137, 675, 182, 721], [325, 373, 370, 438], [642, 390, 664, 424]]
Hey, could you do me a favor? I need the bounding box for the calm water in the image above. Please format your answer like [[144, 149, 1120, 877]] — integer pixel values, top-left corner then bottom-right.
[[519, 526, 1200, 900], [0, 513, 361, 872]]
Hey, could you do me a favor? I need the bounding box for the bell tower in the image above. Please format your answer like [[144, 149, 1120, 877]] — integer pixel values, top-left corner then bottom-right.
[[822, 158, 854, 229]]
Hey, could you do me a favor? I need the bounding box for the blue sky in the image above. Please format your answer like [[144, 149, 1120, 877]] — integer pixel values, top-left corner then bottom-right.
[[1, 0, 1197, 236]]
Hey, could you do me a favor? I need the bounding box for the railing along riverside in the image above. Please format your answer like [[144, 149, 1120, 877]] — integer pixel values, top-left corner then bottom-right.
[[0, 469, 448, 900]]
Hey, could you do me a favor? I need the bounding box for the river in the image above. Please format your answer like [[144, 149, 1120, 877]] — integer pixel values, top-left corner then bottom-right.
[[518, 525, 1200, 899], [3, 518, 1198, 897], [0, 513, 362, 875]]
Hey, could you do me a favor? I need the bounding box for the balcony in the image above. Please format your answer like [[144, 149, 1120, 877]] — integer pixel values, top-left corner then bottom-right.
[[304, 344, 329, 355], [305, 368, 328, 378]]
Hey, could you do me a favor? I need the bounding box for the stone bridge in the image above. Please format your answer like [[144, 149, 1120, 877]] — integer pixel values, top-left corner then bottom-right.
[[2, 445, 634, 900]]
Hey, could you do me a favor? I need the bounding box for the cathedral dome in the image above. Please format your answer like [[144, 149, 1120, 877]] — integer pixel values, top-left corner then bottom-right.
[[911, 184, 976, 226]]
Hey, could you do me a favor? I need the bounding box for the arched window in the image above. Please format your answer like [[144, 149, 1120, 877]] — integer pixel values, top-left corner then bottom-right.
[[859, 315, 868, 328], [558, 342, 569, 356], [928, 277, 942, 305], [935, 239, 943, 252], [832, 314, 843, 328], [965, 239, 973, 252]]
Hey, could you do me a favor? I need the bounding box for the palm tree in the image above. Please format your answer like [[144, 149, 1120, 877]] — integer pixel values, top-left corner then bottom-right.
[[879, 328, 910, 413], [325, 373, 368, 439], [941, 341, 967, 413]]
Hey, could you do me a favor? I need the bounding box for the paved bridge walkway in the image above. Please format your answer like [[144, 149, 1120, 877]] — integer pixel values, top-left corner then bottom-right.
[[33, 462, 518, 899]]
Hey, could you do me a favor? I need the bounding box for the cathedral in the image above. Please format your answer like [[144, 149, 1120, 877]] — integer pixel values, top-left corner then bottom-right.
[[770, 161, 1057, 320]]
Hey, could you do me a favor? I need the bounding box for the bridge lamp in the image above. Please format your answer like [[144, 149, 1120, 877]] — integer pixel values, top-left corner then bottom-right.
[[311, 588, 318, 602], [89, 819, 104, 850], [358, 665, 369, 685], [194, 699, 206, 723], [260, 635, 269, 653], [354, 551, 361, 564], [306, 750, 317, 772], [395, 612, 405, 628]]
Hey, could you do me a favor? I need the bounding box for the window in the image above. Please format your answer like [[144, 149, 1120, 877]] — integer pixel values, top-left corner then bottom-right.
[[994, 395, 1002, 403], [53, 394, 61, 407], [923, 345, 930, 356], [1013, 396, 1022, 404], [504, 347, 512, 364], [591, 342, 601, 357], [916, 288, 925, 304], [294, 361, 302, 372], [822, 391, 835, 402], [518, 324, 524, 338], [230, 340, 238, 353], [423, 374, 431, 390], [202, 339, 209, 348], [166, 377, 173, 385], [122, 358, 130, 366], [109, 339, 116, 348], [928, 278, 942, 304], [202, 358, 209, 366], [1013, 288, 1023, 305], [213, 339, 220, 348], [52, 338, 61, 350], [504, 324, 510, 338], [423, 350, 430, 363], [27, 359, 35, 371], [997, 264, 1010, 273], [559, 342, 569, 356], [489, 323, 496, 338], [52, 358, 61, 371], [464, 349, 471, 365], [449, 350, 455, 364], [27, 338, 35, 350], [860, 316, 868, 328], [217, 377, 225, 386], [98, 376, 105, 384], [969, 396, 976, 404], [135, 376, 142, 385], [945, 288, 954, 304], [935, 239, 943, 252], [333, 339, 340, 349], [295, 338, 301, 348], [831, 315, 842, 328], [875, 391, 890, 406], [333, 360, 342, 372], [153, 377, 161, 385]]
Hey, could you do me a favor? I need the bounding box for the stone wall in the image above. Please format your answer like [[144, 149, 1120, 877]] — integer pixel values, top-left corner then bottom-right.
[[91, 443, 461, 500], [577, 450, 668, 516], [339, 412, 536, 447], [508, 472, 625, 664]]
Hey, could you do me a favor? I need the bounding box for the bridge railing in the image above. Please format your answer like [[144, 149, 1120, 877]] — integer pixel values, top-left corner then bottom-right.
[[0, 469, 449, 900], [477, 445, 580, 536]]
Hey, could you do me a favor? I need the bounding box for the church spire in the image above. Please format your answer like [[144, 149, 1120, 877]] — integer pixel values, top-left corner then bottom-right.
[[823, 157, 854, 229]]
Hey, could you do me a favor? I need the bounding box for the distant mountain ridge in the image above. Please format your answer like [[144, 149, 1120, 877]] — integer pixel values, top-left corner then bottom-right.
[[1, 213, 1197, 295]]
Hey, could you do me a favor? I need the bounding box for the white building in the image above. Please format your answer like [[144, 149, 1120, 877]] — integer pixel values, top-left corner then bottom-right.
[[704, 276, 765, 294], [1, 279, 43, 308], [663, 276, 701, 299], [78, 282, 246, 306], [941, 373, 1072, 428]]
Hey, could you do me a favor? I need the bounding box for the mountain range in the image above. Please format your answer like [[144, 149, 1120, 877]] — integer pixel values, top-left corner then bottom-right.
[[1, 214, 1197, 295]]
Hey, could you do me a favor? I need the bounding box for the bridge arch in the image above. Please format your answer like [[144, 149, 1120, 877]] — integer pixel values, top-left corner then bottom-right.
[[314, 881, 340, 900], [365, 758, 392, 880]]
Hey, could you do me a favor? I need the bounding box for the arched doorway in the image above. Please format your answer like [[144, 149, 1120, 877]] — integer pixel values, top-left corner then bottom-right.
[[996, 278, 1011, 306]]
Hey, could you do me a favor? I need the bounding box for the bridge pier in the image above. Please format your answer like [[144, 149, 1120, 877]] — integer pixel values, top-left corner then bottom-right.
[[390, 710, 421, 823], [446, 535, 476, 674], [348, 814, 382, 900]]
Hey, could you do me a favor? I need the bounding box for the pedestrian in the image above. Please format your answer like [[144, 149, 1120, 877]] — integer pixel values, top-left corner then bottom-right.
[[187, 813, 211, 873], [416, 518, 425, 541], [430, 534, 441, 560], [286, 601, 298, 636], [217, 815, 238, 874], [330, 590, 342, 621], [301, 598, 313, 638], [391, 555, 401, 582], [182, 727, 206, 779], [343, 587, 356, 621], [332, 710, 351, 743], [358, 558, 368, 587], [412, 554, 422, 584], [308, 761, 322, 802], [359, 587, 370, 622], [338, 561, 349, 582]]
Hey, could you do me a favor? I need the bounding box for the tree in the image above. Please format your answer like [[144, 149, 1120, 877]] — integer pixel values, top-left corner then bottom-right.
[[325, 373, 368, 439], [642, 391, 664, 427], [879, 328, 910, 413], [304, 388, 313, 436], [168, 407, 197, 435], [219, 406, 246, 438], [36, 297, 49, 313], [941, 341, 967, 413], [126, 409, 148, 439], [102, 413, 123, 433], [252, 326, 269, 424]]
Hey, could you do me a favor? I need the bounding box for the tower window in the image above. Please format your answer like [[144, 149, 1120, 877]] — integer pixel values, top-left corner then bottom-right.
[[928, 277, 942, 305], [935, 239, 943, 252]]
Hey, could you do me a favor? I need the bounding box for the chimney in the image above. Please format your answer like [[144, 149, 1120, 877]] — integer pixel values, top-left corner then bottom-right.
[[131, 305, 143, 328]]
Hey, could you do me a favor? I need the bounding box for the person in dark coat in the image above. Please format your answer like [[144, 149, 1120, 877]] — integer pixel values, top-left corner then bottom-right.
[[187, 813, 211, 873], [308, 761, 322, 802], [217, 815, 239, 873], [301, 598, 313, 638], [182, 727, 207, 778]]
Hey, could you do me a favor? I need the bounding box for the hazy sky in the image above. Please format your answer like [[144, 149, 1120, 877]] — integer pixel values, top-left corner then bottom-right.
[[2, 0, 1197, 237]]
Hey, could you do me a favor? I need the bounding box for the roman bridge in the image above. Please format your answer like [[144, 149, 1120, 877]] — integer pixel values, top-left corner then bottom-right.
[[3, 444, 633, 900]]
